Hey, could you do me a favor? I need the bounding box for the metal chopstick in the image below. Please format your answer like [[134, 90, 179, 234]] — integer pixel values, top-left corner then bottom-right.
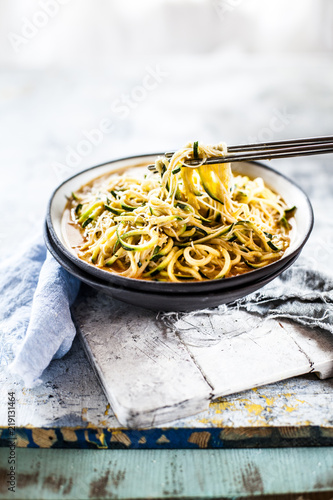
[[146, 136, 333, 170], [164, 135, 333, 158], [227, 135, 333, 152], [199, 142, 333, 164]]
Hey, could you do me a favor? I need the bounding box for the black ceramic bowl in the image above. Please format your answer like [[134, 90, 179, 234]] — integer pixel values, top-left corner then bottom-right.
[[44, 222, 299, 311], [46, 154, 313, 308]]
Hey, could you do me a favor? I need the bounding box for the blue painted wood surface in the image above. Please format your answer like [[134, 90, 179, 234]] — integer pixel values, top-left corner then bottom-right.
[[0, 448, 333, 499]]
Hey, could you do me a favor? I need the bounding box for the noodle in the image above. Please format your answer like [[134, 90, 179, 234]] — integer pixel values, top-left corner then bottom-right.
[[66, 141, 295, 281]]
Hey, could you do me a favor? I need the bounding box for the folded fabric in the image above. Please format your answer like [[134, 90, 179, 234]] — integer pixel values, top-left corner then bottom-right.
[[1, 235, 80, 387], [235, 256, 333, 333]]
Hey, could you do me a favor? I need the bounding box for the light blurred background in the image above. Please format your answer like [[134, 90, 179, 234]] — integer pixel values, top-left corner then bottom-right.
[[0, 0, 332, 255]]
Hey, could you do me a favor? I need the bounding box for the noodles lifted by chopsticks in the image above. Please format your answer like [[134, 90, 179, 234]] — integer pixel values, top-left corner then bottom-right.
[[68, 141, 295, 281]]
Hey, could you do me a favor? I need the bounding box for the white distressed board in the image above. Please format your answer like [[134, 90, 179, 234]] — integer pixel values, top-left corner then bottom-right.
[[72, 285, 333, 428]]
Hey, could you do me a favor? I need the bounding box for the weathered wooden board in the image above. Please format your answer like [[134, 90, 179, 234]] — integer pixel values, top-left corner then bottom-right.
[[70, 285, 333, 429], [174, 310, 333, 397]]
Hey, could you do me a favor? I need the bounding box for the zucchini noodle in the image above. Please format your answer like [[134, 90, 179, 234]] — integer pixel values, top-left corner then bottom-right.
[[67, 142, 296, 282]]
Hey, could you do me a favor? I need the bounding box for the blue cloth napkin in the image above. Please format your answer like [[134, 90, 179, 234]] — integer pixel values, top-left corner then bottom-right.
[[1, 236, 80, 387]]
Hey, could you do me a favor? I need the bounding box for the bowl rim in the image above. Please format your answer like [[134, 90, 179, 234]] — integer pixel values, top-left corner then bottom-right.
[[46, 153, 314, 292]]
